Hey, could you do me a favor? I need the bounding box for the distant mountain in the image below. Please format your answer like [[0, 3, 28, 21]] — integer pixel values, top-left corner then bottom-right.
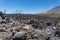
[[47, 6, 60, 14]]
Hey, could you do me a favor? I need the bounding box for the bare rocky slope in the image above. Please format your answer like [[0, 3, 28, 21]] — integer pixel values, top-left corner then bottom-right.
[[0, 11, 60, 40], [47, 6, 60, 14]]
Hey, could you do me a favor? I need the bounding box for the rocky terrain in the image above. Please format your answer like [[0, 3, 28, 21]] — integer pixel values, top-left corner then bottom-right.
[[0, 11, 60, 40]]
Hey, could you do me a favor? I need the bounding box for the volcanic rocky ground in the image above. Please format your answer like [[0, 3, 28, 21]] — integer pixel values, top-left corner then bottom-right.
[[0, 12, 60, 40]]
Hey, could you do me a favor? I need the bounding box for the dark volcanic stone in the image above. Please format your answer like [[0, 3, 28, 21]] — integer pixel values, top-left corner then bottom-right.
[[28, 19, 38, 25], [12, 36, 27, 40], [46, 22, 52, 26], [12, 32, 15, 36], [54, 31, 60, 37], [32, 24, 42, 30], [0, 29, 7, 32], [45, 37, 50, 40]]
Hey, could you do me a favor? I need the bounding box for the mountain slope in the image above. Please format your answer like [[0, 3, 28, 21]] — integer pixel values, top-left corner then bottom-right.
[[47, 6, 60, 14]]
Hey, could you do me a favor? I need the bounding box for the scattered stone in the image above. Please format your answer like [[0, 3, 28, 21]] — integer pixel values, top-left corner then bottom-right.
[[0, 11, 60, 40]]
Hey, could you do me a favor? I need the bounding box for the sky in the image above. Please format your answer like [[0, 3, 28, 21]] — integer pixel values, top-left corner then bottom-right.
[[0, 0, 60, 14]]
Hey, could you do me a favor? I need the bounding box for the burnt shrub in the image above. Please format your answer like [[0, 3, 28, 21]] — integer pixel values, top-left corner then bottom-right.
[[0, 11, 5, 19]]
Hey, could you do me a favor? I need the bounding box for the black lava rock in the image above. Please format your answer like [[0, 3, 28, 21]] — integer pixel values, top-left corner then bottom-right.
[[54, 31, 60, 37]]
